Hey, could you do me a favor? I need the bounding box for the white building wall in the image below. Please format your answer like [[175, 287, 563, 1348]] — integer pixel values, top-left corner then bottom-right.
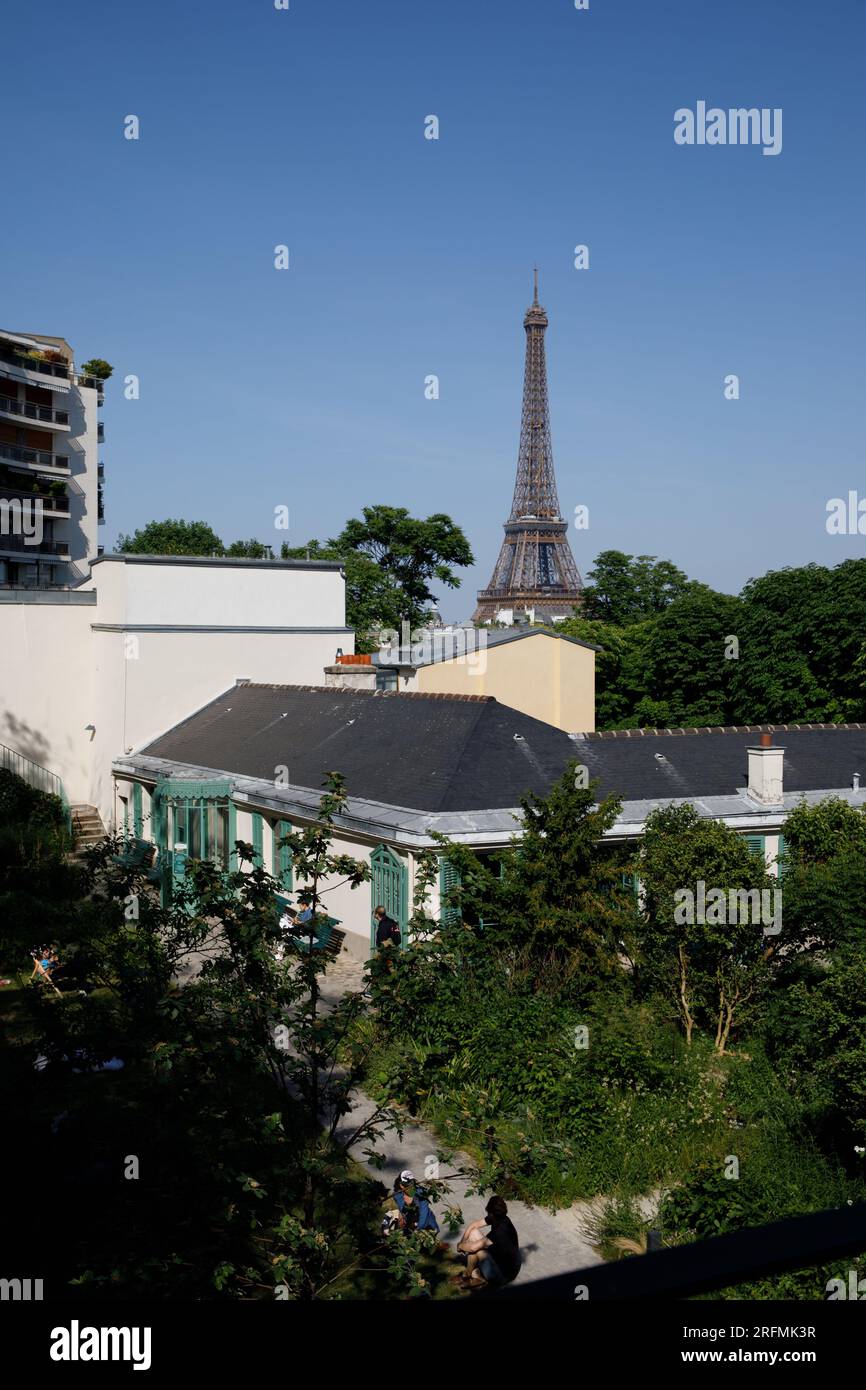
[[0, 558, 350, 824], [91, 557, 347, 628], [0, 599, 94, 802]]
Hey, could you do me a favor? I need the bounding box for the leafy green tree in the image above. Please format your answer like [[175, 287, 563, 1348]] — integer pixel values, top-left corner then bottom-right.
[[767, 943, 866, 1150], [581, 551, 691, 625], [283, 506, 473, 640], [638, 587, 743, 727], [79, 358, 113, 380], [4, 776, 455, 1300], [224, 538, 273, 558], [116, 518, 225, 556], [782, 797, 866, 869], [431, 764, 636, 973], [639, 804, 775, 1051]]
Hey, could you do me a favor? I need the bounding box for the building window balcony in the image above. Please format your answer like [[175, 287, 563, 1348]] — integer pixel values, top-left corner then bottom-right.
[[0, 483, 70, 517], [0, 394, 70, 429], [0, 534, 71, 560], [0, 441, 70, 474], [0, 345, 70, 381]]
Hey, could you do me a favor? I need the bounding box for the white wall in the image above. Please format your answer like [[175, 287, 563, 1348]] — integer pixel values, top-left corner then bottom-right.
[[0, 558, 350, 825], [0, 600, 94, 802], [91, 557, 347, 628]]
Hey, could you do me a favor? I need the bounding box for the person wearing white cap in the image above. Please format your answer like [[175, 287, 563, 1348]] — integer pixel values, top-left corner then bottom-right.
[[393, 1169, 439, 1233]]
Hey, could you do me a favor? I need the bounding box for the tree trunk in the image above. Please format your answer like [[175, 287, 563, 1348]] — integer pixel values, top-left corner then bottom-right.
[[678, 944, 694, 1045]]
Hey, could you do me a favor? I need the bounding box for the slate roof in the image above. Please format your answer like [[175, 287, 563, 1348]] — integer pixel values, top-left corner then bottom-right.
[[140, 684, 866, 815], [570, 726, 866, 802], [141, 684, 578, 813]]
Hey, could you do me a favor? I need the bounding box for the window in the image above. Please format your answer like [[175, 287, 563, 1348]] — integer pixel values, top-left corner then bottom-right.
[[168, 796, 229, 868]]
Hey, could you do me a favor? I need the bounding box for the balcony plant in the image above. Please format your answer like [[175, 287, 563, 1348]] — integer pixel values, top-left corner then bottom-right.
[[79, 358, 113, 381]]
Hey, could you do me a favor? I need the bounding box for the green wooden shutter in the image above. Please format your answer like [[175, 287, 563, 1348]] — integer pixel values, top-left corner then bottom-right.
[[776, 832, 788, 879], [744, 834, 766, 862], [439, 857, 462, 925], [370, 845, 408, 951], [132, 783, 143, 838], [276, 819, 293, 889], [251, 812, 263, 864]]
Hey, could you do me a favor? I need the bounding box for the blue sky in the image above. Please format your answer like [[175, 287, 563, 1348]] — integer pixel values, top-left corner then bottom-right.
[[4, 0, 864, 619]]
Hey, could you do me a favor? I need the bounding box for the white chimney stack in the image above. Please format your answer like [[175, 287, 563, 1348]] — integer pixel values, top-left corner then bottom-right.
[[747, 734, 785, 805]]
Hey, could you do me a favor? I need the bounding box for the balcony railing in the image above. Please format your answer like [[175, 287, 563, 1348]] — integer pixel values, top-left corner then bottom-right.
[[0, 345, 70, 380], [0, 393, 69, 427], [0, 485, 69, 514], [0, 534, 70, 557], [0, 441, 70, 472], [494, 1199, 866, 1301], [76, 372, 105, 393]]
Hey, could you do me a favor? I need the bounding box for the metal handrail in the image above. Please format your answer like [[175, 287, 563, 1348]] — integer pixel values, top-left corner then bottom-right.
[[0, 485, 69, 510], [0, 741, 62, 796], [0, 441, 69, 470], [0, 394, 69, 426], [0, 346, 70, 379]]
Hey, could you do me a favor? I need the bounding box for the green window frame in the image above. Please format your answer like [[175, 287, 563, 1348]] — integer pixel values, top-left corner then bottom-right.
[[370, 844, 408, 951]]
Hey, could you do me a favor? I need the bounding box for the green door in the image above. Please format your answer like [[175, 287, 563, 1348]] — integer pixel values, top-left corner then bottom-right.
[[370, 844, 408, 951]]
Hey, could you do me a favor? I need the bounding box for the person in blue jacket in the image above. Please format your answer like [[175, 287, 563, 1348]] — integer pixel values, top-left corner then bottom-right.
[[393, 1169, 439, 1234]]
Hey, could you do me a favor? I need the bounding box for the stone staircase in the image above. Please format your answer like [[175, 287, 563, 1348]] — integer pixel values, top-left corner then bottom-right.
[[69, 804, 108, 854]]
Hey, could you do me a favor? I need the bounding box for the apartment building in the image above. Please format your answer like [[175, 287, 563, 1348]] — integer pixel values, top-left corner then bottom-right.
[[0, 329, 104, 588]]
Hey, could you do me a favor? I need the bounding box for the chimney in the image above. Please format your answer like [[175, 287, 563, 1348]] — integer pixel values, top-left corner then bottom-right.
[[746, 733, 784, 804], [854, 772, 861, 792], [322, 653, 377, 691]]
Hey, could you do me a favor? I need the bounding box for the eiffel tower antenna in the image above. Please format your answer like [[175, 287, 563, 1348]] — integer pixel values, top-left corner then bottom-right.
[[474, 277, 583, 624]]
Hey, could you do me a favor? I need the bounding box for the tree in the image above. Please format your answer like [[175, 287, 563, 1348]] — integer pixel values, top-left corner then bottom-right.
[[434, 763, 636, 973], [116, 518, 225, 556], [284, 506, 474, 642], [581, 551, 691, 625], [4, 776, 455, 1300], [639, 804, 775, 1051], [79, 358, 113, 381], [225, 538, 274, 558], [638, 587, 743, 726], [782, 797, 866, 869]]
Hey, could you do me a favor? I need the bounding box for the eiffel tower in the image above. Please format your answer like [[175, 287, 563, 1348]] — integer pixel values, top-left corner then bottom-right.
[[474, 272, 583, 624]]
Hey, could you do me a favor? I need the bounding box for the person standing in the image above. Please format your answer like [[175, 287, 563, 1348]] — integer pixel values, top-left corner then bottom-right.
[[373, 905, 401, 950]]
